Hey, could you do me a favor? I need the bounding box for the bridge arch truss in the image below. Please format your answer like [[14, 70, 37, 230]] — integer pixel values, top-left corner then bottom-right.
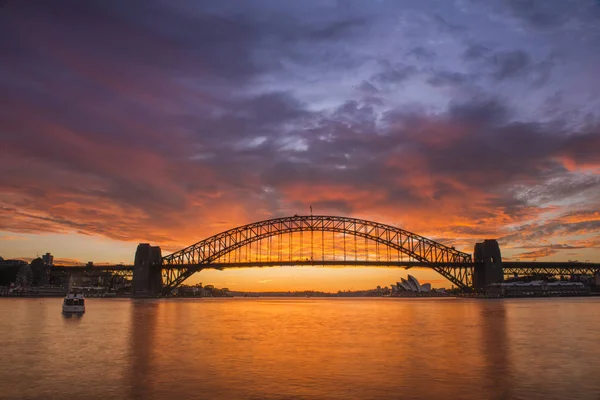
[[161, 215, 473, 294]]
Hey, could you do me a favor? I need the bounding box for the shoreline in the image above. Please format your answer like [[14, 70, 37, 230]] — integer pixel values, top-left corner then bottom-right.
[[2, 293, 599, 299]]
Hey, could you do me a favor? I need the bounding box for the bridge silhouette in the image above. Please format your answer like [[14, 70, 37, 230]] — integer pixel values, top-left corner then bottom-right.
[[55, 215, 600, 295]]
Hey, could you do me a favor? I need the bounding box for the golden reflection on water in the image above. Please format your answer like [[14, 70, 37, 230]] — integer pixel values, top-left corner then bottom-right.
[[1, 298, 600, 400]]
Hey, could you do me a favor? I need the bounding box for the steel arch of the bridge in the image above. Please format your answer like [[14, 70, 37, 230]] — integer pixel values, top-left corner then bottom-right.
[[161, 215, 473, 293]]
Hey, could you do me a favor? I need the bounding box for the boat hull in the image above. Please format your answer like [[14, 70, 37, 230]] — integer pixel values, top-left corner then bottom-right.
[[62, 305, 85, 313]]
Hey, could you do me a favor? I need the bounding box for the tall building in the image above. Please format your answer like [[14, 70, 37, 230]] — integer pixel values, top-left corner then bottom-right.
[[42, 253, 54, 266]]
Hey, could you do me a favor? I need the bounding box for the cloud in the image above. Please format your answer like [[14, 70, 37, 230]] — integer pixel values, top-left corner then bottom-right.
[[309, 17, 368, 40], [462, 46, 554, 86], [515, 247, 558, 260], [514, 243, 592, 260], [0, 235, 29, 241], [54, 258, 87, 266], [407, 46, 436, 61], [519, 244, 587, 250], [489, 50, 531, 80], [372, 61, 418, 84], [503, 0, 568, 29], [0, 0, 599, 265], [500, 0, 600, 30], [427, 71, 469, 88], [500, 210, 600, 247], [463, 44, 491, 61]]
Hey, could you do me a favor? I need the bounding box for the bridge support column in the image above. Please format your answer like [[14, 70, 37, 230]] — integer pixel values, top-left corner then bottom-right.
[[473, 239, 503, 291], [133, 244, 163, 297]]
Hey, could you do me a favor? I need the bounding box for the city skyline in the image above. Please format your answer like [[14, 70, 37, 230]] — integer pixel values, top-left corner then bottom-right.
[[2, 0, 600, 291]]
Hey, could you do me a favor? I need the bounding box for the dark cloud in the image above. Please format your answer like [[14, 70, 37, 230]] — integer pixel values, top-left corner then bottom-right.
[[1, 0, 376, 90], [504, 0, 570, 29], [463, 46, 555, 86], [560, 130, 600, 168], [446, 97, 509, 125], [372, 62, 418, 84], [431, 14, 465, 34], [407, 47, 436, 62], [463, 44, 491, 61], [427, 71, 469, 87], [0, 0, 599, 258], [356, 81, 379, 95], [485, 0, 600, 40], [489, 50, 531, 80], [309, 18, 368, 40], [2, 0, 269, 81]]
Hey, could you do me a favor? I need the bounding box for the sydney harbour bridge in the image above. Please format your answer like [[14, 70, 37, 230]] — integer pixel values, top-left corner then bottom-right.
[[55, 215, 600, 296]]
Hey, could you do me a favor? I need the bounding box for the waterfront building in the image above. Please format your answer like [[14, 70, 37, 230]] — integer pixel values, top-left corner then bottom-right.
[[487, 281, 589, 297], [391, 275, 433, 294], [0, 259, 27, 267], [0, 259, 28, 286]]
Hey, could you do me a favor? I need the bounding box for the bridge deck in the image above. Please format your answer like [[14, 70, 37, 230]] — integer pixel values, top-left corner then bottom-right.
[[52, 261, 600, 271]]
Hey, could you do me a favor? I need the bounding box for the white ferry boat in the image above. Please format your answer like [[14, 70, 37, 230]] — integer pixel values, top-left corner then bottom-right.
[[62, 292, 85, 314]]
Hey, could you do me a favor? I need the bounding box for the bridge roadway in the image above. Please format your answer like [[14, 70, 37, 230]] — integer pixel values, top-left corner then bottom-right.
[[52, 260, 600, 272]]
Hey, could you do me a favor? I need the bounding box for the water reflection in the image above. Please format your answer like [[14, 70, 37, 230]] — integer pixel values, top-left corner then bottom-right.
[[129, 300, 160, 400], [2, 298, 600, 399], [61, 312, 84, 323], [478, 300, 511, 399], [122, 298, 519, 399]]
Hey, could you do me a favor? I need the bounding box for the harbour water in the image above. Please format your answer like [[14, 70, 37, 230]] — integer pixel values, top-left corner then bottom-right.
[[1, 297, 599, 400]]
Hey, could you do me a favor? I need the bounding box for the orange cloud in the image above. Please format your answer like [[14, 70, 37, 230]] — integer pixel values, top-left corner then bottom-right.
[[515, 247, 558, 259]]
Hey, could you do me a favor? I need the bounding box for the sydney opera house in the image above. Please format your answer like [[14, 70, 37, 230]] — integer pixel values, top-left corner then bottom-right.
[[391, 275, 434, 294]]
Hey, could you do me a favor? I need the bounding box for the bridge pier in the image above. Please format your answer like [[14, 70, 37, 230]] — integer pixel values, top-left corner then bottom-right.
[[473, 239, 504, 291], [133, 244, 163, 297]]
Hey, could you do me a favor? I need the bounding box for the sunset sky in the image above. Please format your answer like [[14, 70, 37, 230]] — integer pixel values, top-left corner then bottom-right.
[[1, 0, 600, 291]]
